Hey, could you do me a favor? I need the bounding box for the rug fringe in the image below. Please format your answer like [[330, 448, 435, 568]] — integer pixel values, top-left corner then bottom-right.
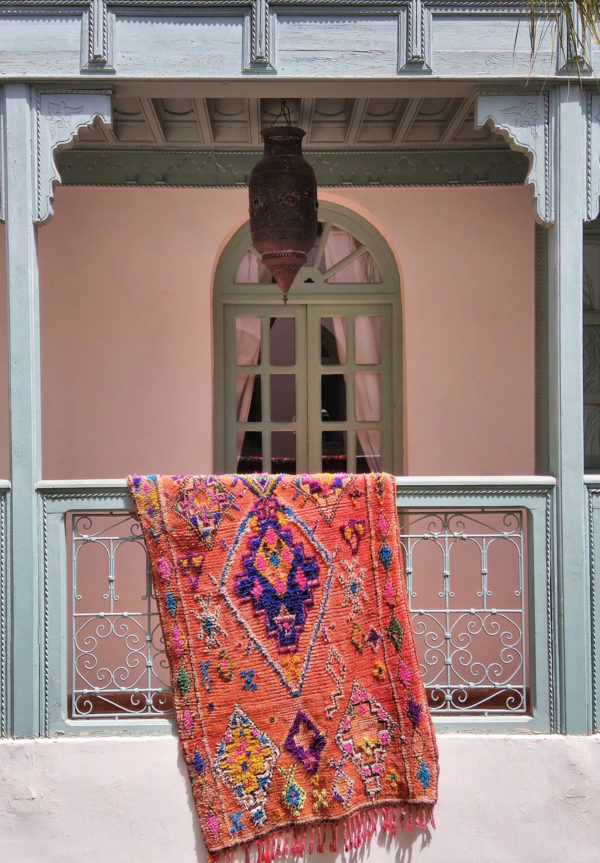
[[214, 804, 435, 862]]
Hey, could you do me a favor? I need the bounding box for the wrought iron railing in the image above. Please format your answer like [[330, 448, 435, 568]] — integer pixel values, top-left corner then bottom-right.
[[70, 511, 172, 719], [400, 507, 526, 714], [40, 477, 555, 733]]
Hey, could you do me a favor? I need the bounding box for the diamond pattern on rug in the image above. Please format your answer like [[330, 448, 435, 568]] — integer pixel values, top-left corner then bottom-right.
[[172, 476, 236, 549], [293, 474, 355, 525], [215, 705, 280, 826], [335, 680, 395, 798], [220, 497, 333, 695]]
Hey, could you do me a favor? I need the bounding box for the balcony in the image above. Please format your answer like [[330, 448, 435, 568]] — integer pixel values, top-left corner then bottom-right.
[[23, 475, 557, 736]]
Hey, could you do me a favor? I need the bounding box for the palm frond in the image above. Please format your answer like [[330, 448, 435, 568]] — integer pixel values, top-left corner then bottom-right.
[[527, 1, 600, 62]]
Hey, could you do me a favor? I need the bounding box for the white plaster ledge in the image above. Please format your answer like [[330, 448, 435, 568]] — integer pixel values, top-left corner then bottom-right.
[[0, 736, 599, 862]]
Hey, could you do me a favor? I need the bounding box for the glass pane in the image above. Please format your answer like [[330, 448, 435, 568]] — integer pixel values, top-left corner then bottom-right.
[[325, 251, 382, 284], [235, 251, 272, 284], [356, 430, 381, 473], [322, 430, 347, 473], [236, 317, 261, 365], [236, 374, 261, 422], [304, 228, 322, 267], [272, 431, 296, 473], [319, 226, 358, 272], [355, 316, 381, 364], [355, 372, 381, 421], [322, 374, 346, 421], [584, 325, 600, 394], [270, 317, 295, 366], [585, 405, 600, 470], [271, 375, 296, 422], [237, 431, 262, 473], [321, 317, 346, 365]]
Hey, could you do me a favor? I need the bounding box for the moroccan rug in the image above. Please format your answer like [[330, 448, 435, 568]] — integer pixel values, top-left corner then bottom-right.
[[128, 473, 438, 861]]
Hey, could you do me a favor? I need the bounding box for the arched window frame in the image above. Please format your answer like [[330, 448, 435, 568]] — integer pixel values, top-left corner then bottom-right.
[[213, 201, 403, 475]]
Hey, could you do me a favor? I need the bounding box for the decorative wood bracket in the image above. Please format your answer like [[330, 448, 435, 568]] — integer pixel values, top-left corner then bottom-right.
[[476, 93, 553, 225], [244, 0, 276, 72], [0, 89, 112, 225], [398, 0, 432, 74], [35, 91, 112, 223]]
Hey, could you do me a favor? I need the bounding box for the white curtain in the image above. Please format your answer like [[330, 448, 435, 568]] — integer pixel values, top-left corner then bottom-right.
[[324, 229, 382, 471], [234, 253, 271, 462]]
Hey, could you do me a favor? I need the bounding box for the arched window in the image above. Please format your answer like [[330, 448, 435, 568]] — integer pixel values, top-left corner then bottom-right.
[[213, 202, 402, 474]]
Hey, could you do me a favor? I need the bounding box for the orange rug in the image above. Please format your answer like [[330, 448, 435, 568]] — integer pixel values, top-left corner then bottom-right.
[[128, 473, 438, 860]]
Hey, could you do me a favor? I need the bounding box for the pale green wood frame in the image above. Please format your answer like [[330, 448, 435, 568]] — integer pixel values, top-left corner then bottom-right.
[[586, 477, 600, 732], [213, 202, 403, 475], [223, 303, 309, 472]]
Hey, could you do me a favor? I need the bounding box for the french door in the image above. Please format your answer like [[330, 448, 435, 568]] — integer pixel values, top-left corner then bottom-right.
[[224, 302, 392, 474]]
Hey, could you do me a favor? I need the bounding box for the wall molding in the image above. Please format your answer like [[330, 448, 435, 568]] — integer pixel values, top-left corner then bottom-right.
[[588, 484, 600, 733], [55, 145, 528, 188]]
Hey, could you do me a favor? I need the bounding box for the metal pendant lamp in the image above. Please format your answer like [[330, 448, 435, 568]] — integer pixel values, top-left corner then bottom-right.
[[248, 101, 318, 303]]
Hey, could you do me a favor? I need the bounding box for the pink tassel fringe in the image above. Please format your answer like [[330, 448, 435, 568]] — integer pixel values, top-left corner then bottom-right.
[[212, 804, 435, 863]]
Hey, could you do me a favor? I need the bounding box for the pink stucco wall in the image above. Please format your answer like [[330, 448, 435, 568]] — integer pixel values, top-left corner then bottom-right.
[[0, 184, 535, 479]]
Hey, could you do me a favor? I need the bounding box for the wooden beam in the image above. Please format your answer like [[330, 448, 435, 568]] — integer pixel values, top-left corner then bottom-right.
[[139, 97, 166, 145], [300, 98, 315, 143], [345, 98, 368, 146], [392, 98, 422, 145], [192, 98, 214, 146], [440, 95, 475, 145]]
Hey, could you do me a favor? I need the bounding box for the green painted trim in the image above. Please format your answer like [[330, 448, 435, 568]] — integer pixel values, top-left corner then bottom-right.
[[42, 487, 176, 736], [395, 479, 556, 733], [55, 147, 528, 189], [547, 87, 591, 734], [4, 85, 44, 738], [587, 479, 600, 733], [535, 224, 549, 475]]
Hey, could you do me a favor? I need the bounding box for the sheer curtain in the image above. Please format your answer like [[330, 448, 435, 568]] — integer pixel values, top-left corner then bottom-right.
[[234, 254, 271, 462], [324, 229, 382, 471]]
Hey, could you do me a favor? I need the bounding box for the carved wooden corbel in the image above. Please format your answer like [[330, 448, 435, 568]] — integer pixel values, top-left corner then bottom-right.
[[34, 90, 112, 224], [1, 88, 112, 224], [476, 93, 553, 225]]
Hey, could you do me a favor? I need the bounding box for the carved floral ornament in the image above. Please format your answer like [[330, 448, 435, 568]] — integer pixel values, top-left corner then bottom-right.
[[476, 90, 600, 225], [0, 89, 112, 225]]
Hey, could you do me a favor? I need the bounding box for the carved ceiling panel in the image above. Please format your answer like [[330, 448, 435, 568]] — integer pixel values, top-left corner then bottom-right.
[[74, 94, 508, 152]]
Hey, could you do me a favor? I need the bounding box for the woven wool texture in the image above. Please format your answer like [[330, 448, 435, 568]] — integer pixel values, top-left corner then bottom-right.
[[128, 473, 438, 859]]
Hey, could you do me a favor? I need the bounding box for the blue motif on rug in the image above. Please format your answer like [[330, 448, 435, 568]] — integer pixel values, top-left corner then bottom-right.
[[234, 499, 320, 652], [219, 499, 333, 697]]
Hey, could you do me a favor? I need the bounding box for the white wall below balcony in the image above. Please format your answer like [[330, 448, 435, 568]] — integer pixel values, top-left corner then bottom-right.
[[0, 735, 598, 862]]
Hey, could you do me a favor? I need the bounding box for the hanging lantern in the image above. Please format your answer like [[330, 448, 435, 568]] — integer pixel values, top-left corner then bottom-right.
[[249, 110, 318, 303]]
